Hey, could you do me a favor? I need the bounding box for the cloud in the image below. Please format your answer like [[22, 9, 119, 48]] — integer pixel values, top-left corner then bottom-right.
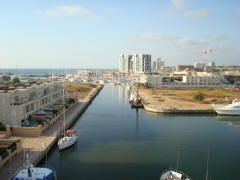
[[131, 32, 227, 51], [36, 5, 103, 21], [132, 33, 178, 42], [182, 9, 209, 19], [171, 0, 188, 9], [206, 34, 227, 41], [178, 38, 208, 46]]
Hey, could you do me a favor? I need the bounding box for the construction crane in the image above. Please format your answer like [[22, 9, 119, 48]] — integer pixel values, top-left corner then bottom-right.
[[203, 48, 212, 72]]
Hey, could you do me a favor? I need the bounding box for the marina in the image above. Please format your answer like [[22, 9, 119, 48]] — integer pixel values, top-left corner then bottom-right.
[[0, 84, 103, 180], [42, 85, 240, 180]]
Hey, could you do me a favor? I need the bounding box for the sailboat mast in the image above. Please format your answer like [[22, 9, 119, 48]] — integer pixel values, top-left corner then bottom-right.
[[176, 151, 179, 171], [206, 149, 210, 180], [62, 81, 66, 136]]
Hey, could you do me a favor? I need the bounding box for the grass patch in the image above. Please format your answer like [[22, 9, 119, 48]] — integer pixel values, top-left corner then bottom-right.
[[64, 82, 96, 100]]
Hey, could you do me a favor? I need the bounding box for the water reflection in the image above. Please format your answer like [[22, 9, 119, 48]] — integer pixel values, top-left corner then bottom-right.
[[214, 116, 240, 128], [136, 109, 139, 132], [118, 85, 130, 104]]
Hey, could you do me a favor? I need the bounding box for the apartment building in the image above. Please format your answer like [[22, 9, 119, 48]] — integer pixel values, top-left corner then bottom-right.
[[146, 74, 229, 88], [0, 81, 64, 126], [182, 75, 224, 87], [119, 54, 151, 73], [153, 58, 164, 72]]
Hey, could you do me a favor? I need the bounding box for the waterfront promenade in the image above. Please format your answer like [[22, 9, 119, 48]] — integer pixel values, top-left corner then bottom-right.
[[0, 84, 103, 180]]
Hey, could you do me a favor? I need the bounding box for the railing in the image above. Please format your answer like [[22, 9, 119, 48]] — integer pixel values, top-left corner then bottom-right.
[[11, 89, 63, 106]]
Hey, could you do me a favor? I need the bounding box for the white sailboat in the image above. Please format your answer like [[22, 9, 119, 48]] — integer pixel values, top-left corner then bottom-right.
[[160, 151, 192, 180], [58, 83, 78, 151]]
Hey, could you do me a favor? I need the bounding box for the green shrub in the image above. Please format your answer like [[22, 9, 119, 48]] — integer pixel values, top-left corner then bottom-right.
[[193, 92, 207, 101], [12, 76, 20, 84], [0, 148, 8, 159], [8, 142, 17, 152], [0, 123, 6, 131]]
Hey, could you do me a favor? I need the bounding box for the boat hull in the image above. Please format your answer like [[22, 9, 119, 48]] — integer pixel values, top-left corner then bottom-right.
[[214, 109, 240, 116], [58, 135, 78, 151], [160, 169, 191, 180]]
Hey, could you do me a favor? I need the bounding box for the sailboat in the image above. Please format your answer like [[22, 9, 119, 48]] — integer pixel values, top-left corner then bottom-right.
[[13, 153, 57, 180], [160, 151, 192, 180], [58, 82, 78, 151]]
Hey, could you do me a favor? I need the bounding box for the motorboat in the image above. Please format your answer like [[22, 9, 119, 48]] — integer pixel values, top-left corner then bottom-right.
[[13, 163, 57, 180], [58, 129, 78, 151], [214, 98, 240, 115], [160, 169, 192, 180]]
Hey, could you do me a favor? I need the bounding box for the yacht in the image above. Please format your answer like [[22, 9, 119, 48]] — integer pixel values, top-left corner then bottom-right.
[[160, 169, 192, 180], [13, 163, 57, 180], [58, 82, 78, 151], [214, 98, 240, 115], [58, 129, 78, 151]]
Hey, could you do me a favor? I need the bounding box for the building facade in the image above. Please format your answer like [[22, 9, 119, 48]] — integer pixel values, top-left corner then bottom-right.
[[119, 54, 151, 73], [0, 82, 64, 126], [176, 65, 194, 71], [194, 61, 205, 70], [146, 74, 229, 88], [156, 58, 164, 71]]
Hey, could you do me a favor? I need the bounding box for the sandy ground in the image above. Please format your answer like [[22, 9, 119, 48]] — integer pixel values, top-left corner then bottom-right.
[[138, 87, 240, 112]]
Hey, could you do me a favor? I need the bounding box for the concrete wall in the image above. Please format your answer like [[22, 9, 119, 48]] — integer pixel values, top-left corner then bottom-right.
[[12, 126, 44, 137]]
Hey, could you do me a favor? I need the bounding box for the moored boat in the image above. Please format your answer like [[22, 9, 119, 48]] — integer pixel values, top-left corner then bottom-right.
[[58, 129, 78, 151], [160, 168, 192, 180], [57, 82, 78, 151], [214, 98, 240, 115], [13, 163, 57, 180]]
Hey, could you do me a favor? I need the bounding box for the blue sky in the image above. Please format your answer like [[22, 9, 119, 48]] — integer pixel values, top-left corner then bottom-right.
[[0, 0, 240, 69]]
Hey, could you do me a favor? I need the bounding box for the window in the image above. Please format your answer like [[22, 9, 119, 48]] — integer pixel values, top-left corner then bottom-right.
[[11, 109, 16, 117], [1, 97, 5, 105]]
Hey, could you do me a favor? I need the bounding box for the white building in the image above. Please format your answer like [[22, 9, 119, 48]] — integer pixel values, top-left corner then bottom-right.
[[156, 58, 164, 71], [146, 74, 228, 88], [208, 61, 215, 67], [182, 75, 224, 88], [119, 54, 151, 73], [194, 61, 205, 70], [119, 54, 127, 72], [0, 82, 64, 126]]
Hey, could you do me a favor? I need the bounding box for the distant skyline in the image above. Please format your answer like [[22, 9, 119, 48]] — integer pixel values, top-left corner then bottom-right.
[[0, 0, 240, 68]]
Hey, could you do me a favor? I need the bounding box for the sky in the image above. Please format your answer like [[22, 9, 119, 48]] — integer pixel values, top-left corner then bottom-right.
[[0, 0, 240, 69]]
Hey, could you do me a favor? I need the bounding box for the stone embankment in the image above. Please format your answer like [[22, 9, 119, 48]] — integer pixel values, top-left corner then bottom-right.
[[0, 84, 103, 180]]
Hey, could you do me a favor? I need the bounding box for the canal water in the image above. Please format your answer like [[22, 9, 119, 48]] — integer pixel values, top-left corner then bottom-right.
[[43, 85, 240, 180]]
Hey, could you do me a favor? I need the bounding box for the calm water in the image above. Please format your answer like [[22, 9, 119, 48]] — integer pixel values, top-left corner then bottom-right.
[[43, 85, 240, 180]]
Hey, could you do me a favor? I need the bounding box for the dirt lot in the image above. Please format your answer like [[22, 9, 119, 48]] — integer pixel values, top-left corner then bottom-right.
[[139, 88, 240, 111], [64, 82, 97, 100]]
